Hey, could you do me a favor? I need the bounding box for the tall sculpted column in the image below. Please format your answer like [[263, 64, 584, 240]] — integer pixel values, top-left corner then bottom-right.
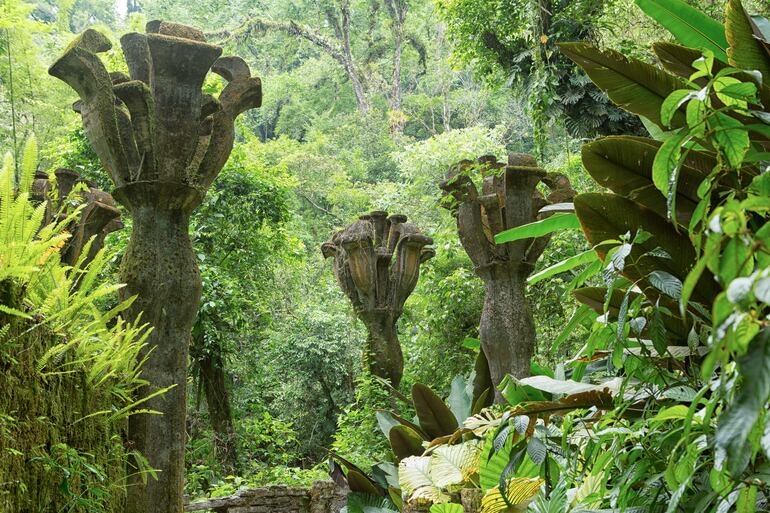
[[49, 22, 262, 512], [322, 211, 434, 387], [440, 154, 574, 401]]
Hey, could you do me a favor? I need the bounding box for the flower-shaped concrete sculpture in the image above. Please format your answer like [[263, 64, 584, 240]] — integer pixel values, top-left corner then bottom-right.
[[32, 168, 122, 267], [440, 154, 575, 401], [49, 21, 262, 512], [322, 211, 434, 386]]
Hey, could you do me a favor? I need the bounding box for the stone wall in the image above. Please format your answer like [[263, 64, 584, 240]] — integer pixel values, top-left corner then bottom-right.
[[184, 481, 347, 513]]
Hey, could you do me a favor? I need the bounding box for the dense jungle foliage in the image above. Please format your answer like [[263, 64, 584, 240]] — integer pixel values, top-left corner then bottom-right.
[[4, 0, 770, 511]]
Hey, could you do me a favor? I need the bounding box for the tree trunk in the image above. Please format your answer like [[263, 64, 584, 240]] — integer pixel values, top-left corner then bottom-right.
[[199, 349, 238, 474], [360, 310, 403, 387], [478, 263, 534, 403], [117, 183, 202, 513]]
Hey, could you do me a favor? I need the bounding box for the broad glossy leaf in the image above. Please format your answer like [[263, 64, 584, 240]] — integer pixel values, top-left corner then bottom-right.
[[447, 374, 472, 424], [574, 193, 719, 304], [581, 136, 708, 224], [716, 328, 770, 477], [493, 213, 580, 244], [412, 383, 459, 439], [527, 250, 598, 285], [390, 425, 426, 461], [726, 0, 770, 80], [472, 349, 494, 412], [430, 441, 482, 488], [635, 0, 728, 62], [559, 42, 687, 128]]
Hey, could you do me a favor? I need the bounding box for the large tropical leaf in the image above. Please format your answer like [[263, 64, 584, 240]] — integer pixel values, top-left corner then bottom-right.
[[398, 456, 447, 502], [430, 441, 482, 488], [725, 0, 770, 79], [472, 349, 494, 413], [413, 384, 459, 439], [581, 136, 711, 223], [635, 0, 729, 63], [390, 425, 426, 461], [574, 193, 720, 304], [494, 213, 581, 244], [447, 374, 472, 424], [527, 250, 598, 286], [558, 42, 687, 128], [345, 492, 399, 513], [508, 389, 615, 417], [653, 41, 770, 107], [480, 478, 544, 513]]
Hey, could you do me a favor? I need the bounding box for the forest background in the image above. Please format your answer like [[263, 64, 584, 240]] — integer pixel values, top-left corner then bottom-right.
[[3, 0, 769, 499]]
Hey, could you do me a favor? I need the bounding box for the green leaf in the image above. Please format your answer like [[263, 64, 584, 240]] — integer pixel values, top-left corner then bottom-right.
[[716, 328, 770, 477], [389, 425, 425, 461], [412, 383, 459, 439], [649, 270, 683, 299], [447, 374, 472, 424], [430, 504, 463, 513], [376, 411, 400, 440], [709, 112, 750, 169], [494, 213, 580, 244], [346, 493, 398, 513], [726, 0, 770, 80], [737, 485, 758, 513], [635, 0, 729, 63], [661, 89, 692, 127], [558, 42, 687, 128], [654, 405, 690, 421], [527, 250, 598, 285], [526, 438, 546, 465], [652, 131, 687, 199], [574, 193, 719, 304]]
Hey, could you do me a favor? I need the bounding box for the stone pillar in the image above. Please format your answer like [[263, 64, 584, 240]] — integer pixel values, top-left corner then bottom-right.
[[440, 154, 574, 401], [322, 211, 434, 386], [49, 21, 262, 513]]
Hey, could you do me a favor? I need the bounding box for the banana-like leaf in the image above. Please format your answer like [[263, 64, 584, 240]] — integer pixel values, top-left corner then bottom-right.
[[390, 424, 426, 461], [635, 0, 729, 62], [430, 440, 482, 488], [493, 213, 581, 244], [726, 0, 770, 79], [516, 375, 623, 397], [653, 42, 707, 79], [558, 42, 687, 128], [653, 41, 770, 107], [413, 383, 459, 439], [389, 411, 430, 440], [527, 249, 598, 285], [581, 136, 708, 224], [574, 193, 720, 304], [480, 478, 544, 513]]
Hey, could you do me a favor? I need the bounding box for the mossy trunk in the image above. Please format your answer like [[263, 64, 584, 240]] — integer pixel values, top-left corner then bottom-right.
[[479, 263, 534, 402], [360, 310, 403, 387], [116, 183, 202, 513], [0, 320, 127, 512], [199, 349, 238, 474]]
